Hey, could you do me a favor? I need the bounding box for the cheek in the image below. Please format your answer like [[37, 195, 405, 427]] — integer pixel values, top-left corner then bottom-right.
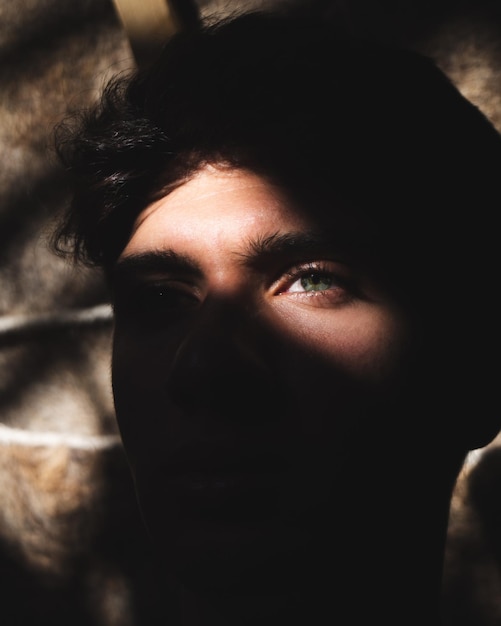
[[273, 303, 410, 383], [113, 332, 165, 392], [111, 330, 176, 445]]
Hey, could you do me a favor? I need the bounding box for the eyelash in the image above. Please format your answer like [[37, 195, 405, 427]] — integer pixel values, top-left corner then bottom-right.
[[276, 261, 353, 299], [113, 280, 200, 322], [113, 261, 354, 324]]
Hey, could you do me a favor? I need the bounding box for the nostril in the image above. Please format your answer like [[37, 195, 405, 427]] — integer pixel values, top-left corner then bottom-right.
[[164, 323, 274, 416]]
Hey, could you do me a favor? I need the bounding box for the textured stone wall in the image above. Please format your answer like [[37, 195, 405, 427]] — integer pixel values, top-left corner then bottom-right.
[[0, 1, 500, 624]]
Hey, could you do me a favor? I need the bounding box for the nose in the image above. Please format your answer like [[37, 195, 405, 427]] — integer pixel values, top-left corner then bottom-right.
[[164, 298, 274, 418]]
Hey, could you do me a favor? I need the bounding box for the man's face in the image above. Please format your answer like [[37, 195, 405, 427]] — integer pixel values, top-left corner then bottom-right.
[[111, 165, 411, 592]]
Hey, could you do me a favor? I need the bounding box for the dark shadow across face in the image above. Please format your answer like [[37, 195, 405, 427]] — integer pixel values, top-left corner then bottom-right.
[[109, 165, 462, 595], [80, 13, 501, 598]]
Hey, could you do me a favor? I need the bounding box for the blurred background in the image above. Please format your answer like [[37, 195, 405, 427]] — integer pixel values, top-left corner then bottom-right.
[[1, 1, 500, 624]]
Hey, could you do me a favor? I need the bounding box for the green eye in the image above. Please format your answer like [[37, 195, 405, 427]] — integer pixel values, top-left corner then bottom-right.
[[300, 273, 333, 292]]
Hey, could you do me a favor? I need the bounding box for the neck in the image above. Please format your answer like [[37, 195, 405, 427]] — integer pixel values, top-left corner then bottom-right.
[[173, 446, 463, 626], [177, 525, 447, 626]]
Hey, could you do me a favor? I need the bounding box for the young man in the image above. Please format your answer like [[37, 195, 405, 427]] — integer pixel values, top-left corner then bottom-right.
[[53, 9, 501, 625]]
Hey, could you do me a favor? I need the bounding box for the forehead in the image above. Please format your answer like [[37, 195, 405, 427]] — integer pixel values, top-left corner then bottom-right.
[[122, 165, 374, 261], [127, 166, 308, 247]]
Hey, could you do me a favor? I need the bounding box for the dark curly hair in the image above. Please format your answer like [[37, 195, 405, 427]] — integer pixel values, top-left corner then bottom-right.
[[50, 8, 501, 446], [53, 9, 501, 278]]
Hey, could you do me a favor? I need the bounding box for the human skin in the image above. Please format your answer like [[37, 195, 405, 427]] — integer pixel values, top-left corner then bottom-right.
[[110, 164, 417, 597]]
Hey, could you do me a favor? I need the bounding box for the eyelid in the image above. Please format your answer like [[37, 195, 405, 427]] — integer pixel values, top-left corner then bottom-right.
[[112, 273, 204, 307], [273, 260, 352, 293], [282, 260, 346, 278], [117, 266, 203, 288]]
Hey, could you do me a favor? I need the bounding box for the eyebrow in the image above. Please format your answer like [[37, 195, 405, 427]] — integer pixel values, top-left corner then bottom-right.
[[111, 229, 365, 284], [112, 250, 203, 282], [239, 230, 355, 269]]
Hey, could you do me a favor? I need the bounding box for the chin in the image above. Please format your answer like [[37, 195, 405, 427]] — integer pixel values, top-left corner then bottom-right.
[[146, 513, 322, 595]]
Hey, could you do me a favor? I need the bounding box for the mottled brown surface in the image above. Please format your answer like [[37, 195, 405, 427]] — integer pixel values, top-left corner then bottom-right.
[[0, 1, 500, 624]]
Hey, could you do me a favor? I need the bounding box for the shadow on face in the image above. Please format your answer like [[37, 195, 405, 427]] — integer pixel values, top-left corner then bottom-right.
[[108, 166, 478, 595]]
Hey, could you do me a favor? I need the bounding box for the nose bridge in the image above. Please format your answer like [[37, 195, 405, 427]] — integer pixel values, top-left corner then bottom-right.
[[166, 295, 269, 401], [179, 297, 247, 365]]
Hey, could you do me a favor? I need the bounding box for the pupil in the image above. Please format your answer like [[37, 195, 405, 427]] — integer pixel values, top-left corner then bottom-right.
[[301, 273, 331, 291]]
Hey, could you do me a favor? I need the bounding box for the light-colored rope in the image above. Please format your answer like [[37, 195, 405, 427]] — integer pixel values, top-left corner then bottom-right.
[[0, 423, 121, 450], [0, 304, 113, 342]]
